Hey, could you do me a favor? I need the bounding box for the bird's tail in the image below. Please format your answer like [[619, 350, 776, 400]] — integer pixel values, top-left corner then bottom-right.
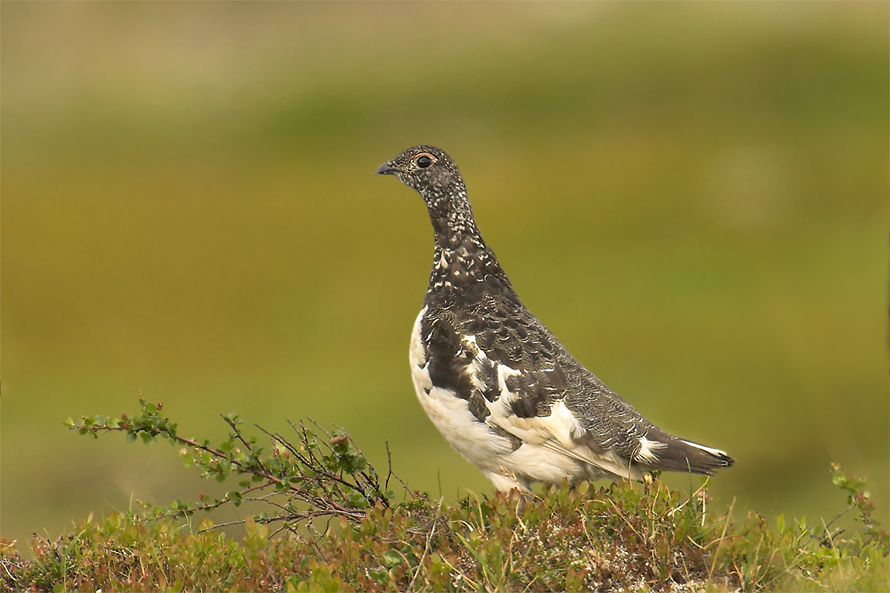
[[642, 429, 735, 475]]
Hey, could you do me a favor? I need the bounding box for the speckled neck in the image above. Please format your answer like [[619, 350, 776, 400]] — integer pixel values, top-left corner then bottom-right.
[[420, 181, 515, 306], [419, 178, 480, 246]]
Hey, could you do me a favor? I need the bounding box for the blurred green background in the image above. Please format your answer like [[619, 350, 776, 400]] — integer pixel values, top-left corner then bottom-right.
[[3, 3, 887, 552]]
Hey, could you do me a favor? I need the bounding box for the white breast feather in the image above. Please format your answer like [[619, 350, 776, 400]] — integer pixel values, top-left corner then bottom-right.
[[410, 309, 515, 469]]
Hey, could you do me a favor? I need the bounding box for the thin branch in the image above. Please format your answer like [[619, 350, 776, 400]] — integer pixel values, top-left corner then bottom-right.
[[409, 497, 444, 591]]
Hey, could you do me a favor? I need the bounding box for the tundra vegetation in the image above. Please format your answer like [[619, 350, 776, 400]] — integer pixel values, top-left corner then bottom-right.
[[1, 398, 886, 592]]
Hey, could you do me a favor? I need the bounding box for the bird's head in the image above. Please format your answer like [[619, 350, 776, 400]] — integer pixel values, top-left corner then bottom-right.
[[375, 145, 463, 197], [377, 145, 484, 248]]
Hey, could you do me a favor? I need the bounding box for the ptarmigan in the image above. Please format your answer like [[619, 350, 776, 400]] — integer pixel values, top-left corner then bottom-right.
[[376, 145, 734, 492]]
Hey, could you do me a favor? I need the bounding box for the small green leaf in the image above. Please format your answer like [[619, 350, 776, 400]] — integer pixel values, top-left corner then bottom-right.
[[368, 567, 388, 583], [382, 550, 402, 568]]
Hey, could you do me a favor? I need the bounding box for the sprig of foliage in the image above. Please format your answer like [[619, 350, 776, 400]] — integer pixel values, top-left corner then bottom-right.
[[63, 395, 401, 534], [829, 462, 890, 549]]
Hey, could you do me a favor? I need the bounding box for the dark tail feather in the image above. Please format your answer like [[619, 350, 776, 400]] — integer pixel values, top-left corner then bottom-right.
[[644, 430, 735, 475]]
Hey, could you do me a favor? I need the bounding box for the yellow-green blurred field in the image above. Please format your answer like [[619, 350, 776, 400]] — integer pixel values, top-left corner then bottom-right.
[[3, 3, 887, 553]]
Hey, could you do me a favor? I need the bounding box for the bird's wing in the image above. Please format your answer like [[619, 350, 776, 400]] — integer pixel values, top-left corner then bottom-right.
[[424, 298, 732, 478], [442, 299, 653, 479]]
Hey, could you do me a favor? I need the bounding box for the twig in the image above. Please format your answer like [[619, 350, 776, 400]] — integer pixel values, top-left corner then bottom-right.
[[409, 497, 444, 591], [707, 498, 736, 584], [221, 414, 256, 452], [385, 441, 393, 492]]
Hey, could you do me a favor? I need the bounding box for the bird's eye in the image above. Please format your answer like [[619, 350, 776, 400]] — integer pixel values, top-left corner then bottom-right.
[[417, 155, 433, 168]]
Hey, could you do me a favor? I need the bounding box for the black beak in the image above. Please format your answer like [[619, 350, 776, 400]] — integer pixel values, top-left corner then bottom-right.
[[376, 162, 397, 176]]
